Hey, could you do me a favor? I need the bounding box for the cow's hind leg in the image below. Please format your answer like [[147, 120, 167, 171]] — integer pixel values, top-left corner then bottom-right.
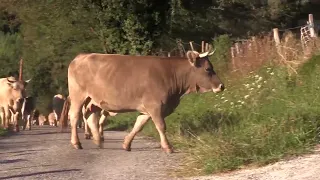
[[69, 101, 84, 149], [123, 114, 150, 151], [87, 111, 102, 148]]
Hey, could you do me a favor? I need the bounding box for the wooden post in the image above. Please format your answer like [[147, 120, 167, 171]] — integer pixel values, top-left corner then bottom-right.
[[231, 47, 235, 70], [201, 41, 205, 52], [205, 43, 209, 52], [273, 28, 280, 46], [176, 39, 184, 57], [168, 52, 171, 57], [189, 41, 194, 51], [309, 14, 316, 38], [235, 42, 240, 55], [19, 58, 23, 81]]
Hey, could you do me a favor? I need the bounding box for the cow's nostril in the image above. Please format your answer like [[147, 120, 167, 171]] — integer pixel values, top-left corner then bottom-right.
[[220, 84, 225, 91]]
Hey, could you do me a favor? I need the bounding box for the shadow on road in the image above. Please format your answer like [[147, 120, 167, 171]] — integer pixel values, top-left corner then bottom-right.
[[0, 159, 27, 164], [0, 169, 81, 179]]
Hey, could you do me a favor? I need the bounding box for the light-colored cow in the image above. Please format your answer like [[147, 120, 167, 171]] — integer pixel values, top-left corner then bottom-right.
[[38, 114, 47, 126], [48, 112, 57, 126], [0, 76, 31, 131], [67, 47, 224, 153]]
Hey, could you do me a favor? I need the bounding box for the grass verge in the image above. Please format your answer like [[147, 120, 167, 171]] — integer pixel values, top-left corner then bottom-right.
[[107, 54, 320, 176]]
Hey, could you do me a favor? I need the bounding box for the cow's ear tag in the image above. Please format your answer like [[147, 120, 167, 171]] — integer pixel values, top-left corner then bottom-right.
[[186, 51, 199, 66]]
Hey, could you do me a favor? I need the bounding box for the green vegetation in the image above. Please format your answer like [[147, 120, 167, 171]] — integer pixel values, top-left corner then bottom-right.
[[0, 127, 8, 136], [1, 0, 320, 176]]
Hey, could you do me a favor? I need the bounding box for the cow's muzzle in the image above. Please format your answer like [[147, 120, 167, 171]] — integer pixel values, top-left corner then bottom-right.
[[212, 84, 224, 93]]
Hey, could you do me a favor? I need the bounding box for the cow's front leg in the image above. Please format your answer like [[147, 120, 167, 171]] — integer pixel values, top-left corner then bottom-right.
[[123, 114, 150, 151], [150, 110, 173, 154]]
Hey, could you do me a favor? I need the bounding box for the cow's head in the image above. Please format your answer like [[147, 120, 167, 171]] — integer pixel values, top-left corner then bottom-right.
[[186, 46, 224, 93], [6, 77, 31, 102]]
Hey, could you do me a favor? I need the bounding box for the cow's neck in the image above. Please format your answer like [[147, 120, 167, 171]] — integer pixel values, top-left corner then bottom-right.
[[170, 60, 197, 98]]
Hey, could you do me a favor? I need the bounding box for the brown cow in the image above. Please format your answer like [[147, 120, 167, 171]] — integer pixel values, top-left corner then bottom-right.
[[0, 76, 31, 131], [67, 47, 224, 153]]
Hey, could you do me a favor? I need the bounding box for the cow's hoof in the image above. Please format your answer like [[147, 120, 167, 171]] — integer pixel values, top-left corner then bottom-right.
[[72, 143, 83, 149], [122, 143, 131, 151], [93, 140, 103, 148], [162, 146, 174, 154], [84, 134, 91, 139], [100, 136, 104, 141]]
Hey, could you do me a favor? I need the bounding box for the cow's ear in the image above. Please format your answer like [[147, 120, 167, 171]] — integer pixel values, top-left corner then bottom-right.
[[7, 82, 13, 88], [186, 51, 200, 66]]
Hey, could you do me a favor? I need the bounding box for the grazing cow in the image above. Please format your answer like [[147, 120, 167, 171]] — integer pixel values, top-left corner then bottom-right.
[[67, 46, 224, 153], [38, 114, 47, 126], [48, 112, 57, 126], [20, 96, 36, 130], [0, 76, 31, 131]]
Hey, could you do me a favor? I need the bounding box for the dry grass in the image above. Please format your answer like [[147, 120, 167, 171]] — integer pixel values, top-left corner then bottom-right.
[[229, 31, 320, 77]]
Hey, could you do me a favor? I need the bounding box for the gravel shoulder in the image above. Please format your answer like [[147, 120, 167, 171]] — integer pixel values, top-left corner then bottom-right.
[[0, 126, 182, 180]]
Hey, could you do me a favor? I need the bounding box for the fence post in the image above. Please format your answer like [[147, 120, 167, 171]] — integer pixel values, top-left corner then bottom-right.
[[273, 28, 280, 46], [235, 42, 240, 55], [189, 41, 194, 51], [309, 14, 316, 38], [176, 39, 184, 57], [231, 47, 235, 70]]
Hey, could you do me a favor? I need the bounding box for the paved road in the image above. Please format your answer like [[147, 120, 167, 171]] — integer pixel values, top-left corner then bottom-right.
[[0, 126, 181, 180]]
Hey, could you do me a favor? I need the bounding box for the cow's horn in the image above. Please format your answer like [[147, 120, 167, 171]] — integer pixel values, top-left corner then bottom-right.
[[208, 48, 216, 56], [199, 52, 209, 58], [25, 78, 32, 83]]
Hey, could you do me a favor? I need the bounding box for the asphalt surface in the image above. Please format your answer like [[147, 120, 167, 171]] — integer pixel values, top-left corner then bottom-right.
[[0, 126, 182, 180]]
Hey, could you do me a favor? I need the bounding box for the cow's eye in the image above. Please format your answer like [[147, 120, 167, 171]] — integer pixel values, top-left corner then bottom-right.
[[205, 68, 212, 72]]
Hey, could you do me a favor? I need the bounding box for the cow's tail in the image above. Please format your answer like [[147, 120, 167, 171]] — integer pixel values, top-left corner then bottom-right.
[[59, 96, 71, 132]]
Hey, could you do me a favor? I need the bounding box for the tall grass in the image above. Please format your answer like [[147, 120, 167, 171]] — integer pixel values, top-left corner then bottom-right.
[[107, 32, 320, 176]]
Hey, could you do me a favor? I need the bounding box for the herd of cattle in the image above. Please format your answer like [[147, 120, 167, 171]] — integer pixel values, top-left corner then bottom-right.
[[0, 46, 225, 153]]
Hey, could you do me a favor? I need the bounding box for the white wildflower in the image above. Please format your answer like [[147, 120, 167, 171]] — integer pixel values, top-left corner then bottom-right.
[[244, 95, 250, 99], [255, 75, 259, 78], [264, 81, 267, 84], [224, 99, 228, 103], [272, 89, 276, 92], [241, 101, 245, 104], [221, 96, 225, 99], [257, 77, 263, 82], [257, 85, 261, 88], [249, 88, 254, 91], [230, 102, 234, 105], [252, 82, 255, 86], [270, 72, 274, 75]]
